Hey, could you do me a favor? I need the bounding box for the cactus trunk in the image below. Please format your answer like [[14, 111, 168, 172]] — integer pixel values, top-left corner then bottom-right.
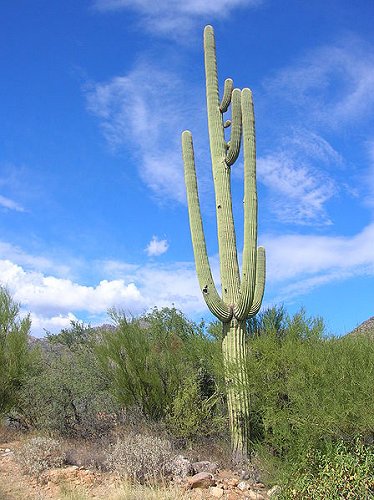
[[182, 25, 266, 461], [222, 319, 251, 462]]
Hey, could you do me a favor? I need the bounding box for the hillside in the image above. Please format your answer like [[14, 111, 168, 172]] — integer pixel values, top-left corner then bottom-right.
[[347, 316, 374, 339]]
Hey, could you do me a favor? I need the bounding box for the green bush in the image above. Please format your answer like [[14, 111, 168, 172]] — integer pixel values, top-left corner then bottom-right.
[[96, 307, 223, 424], [15, 321, 119, 438], [244, 308, 374, 492], [0, 287, 38, 414], [165, 373, 225, 440], [279, 438, 374, 499]]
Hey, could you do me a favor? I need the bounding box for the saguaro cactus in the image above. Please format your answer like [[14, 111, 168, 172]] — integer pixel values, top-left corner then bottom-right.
[[182, 25, 266, 461]]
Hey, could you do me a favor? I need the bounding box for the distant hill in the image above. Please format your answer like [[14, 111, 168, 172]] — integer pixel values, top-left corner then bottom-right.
[[347, 316, 374, 339]]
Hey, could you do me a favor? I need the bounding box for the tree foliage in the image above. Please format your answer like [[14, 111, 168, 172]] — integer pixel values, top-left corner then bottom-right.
[[0, 287, 35, 414]]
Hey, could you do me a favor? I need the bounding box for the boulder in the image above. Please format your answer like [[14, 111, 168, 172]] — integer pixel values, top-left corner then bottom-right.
[[166, 455, 193, 479], [187, 471, 215, 489], [192, 460, 219, 474]]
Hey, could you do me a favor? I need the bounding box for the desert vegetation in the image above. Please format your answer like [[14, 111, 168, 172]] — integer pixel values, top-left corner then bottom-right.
[[1, 285, 374, 498]]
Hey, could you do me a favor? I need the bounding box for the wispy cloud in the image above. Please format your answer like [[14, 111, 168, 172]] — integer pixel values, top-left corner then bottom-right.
[[0, 194, 24, 212], [0, 241, 72, 277], [265, 37, 374, 127], [93, 0, 263, 35], [364, 140, 374, 209], [257, 129, 340, 225], [264, 222, 374, 302], [145, 236, 169, 256], [86, 62, 197, 202], [258, 154, 336, 225], [257, 37, 374, 226]]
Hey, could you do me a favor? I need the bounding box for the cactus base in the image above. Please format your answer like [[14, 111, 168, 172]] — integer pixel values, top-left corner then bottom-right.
[[222, 319, 251, 461]]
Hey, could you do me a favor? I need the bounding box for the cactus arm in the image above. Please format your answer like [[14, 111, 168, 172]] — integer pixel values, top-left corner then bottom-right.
[[204, 25, 240, 305], [248, 246, 266, 317], [204, 25, 226, 161], [234, 88, 258, 320], [220, 78, 233, 112], [182, 130, 233, 322], [225, 89, 242, 167]]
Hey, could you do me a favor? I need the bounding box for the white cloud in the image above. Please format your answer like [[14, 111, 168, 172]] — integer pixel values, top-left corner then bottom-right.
[[263, 222, 374, 301], [93, 0, 263, 35], [257, 129, 340, 225], [258, 39, 374, 226], [0, 194, 24, 212], [2, 221, 374, 335], [100, 259, 206, 313], [145, 236, 169, 256], [0, 256, 205, 335], [29, 312, 79, 335], [0, 259, 143, 317], [265, 38, 374, 127], [86, 64, 196, 202]]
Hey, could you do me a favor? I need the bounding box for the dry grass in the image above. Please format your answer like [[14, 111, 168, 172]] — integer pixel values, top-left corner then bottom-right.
[[105, 481, 190, 500], [58, 481, 190, 500], [0, 422, 21, 444]]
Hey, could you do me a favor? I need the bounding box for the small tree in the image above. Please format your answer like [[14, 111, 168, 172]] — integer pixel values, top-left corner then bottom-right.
[[0, 286, 32, 414]]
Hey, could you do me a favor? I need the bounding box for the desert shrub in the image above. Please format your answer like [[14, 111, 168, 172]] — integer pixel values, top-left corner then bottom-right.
[[46, 320, 97, 349], [96, 307, 223, 424], [165, 374, 225, 440], [0, 287, 39, 414], [105, 432, 173, 482], [15, 322, 120, 438], [247, 305, 288, 339], [64, 440, 109, 471], [247, 321, 374, 455], [16, 436, 65, 475], [279, 438, 374, 499], [245, 309, 374, 490]]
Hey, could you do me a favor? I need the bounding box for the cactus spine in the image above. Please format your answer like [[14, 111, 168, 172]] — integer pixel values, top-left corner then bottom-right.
[[182, 25, 266, 461]]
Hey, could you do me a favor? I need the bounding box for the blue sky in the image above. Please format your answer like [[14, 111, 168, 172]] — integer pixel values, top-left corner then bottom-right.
[[1, 0, 373, 336]]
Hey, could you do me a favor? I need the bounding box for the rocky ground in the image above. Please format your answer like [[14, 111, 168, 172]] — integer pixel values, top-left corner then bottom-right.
[[0, 437, 280, 500]]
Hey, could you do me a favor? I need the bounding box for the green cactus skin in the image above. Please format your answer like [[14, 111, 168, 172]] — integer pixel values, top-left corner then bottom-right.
[[182, 25, 266, 461]]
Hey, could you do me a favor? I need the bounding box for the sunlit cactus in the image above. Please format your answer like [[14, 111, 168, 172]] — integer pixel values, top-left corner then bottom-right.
[[182, 25, 266, 461]]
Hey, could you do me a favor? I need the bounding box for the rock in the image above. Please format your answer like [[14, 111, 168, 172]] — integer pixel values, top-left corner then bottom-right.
[[247, 490, 265, 500], [187, 471, 215, 489], [44, 466, 95, 486], [268, 485, 282, 497], [237, 480, 250, 491], [227, 493, 240, 500], [166, 455, 193, 478], [239, 464, 261, 482], [209, 486, 224, 498], [253, 482, 265, 489], [240, 469, 251, 480], [192, 460, 219, 474], [226, 478, 239, 488]]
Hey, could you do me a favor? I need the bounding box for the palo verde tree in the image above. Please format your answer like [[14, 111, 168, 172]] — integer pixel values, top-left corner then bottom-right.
[[0, 286, 32, 414], [182, 26, 266, 461]]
